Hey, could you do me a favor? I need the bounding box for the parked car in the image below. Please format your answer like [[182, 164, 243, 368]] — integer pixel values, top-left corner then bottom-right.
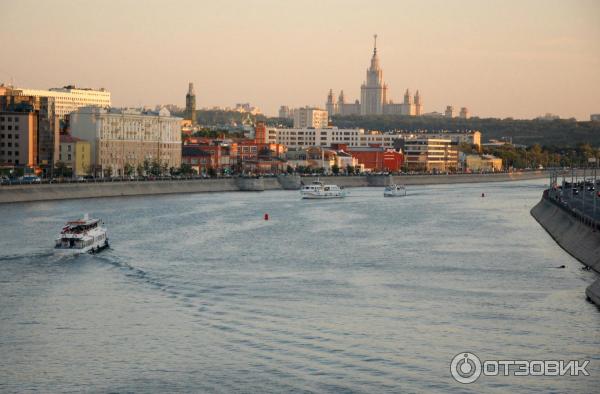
[[20, 175, 41, 184]]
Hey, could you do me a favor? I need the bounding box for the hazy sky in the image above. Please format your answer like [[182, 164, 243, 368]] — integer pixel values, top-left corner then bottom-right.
[[1, 0, 599, 119]]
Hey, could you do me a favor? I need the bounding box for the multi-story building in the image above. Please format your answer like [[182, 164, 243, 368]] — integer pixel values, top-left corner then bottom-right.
[[445, 105, 454, 118], [464, 154, 502, 172], [459, 107, 469, 119], [278, 106, 293, 119], [69, 107, 182, 177], [12, 86, 110, 119], [293, 107, 329, 129], [59, 134, 91, 177], [331, 144, 403, 172], [327, 36, 423, 117], [591, 114, 600, 122], [0, 92, 60, 173], [267, 127, 481, 150], [404, 138, 458, 172], [0, 111, 38, 169]]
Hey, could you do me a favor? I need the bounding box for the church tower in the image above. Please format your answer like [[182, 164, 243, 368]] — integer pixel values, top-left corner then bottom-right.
[[360, 34, 385, 115], [185, 82, 196, 125]]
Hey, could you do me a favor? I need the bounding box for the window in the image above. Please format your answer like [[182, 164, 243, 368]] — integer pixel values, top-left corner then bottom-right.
[[7, 126, 11, 130], [14, 125, 18, 130], [68, 154, 72, 160], [68, 145, 71, 151]]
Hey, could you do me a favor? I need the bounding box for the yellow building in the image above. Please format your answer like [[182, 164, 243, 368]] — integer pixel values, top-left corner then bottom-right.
[[404, 138, 459, 172], [465, 154, 503, 172], [59, 134, 91, 177]]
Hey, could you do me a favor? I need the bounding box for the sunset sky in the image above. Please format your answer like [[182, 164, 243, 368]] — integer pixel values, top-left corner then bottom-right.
[[1, 0, 599, 119]]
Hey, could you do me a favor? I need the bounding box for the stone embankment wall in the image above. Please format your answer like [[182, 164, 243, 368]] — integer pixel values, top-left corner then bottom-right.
[[530, 198, 600, 306], [0, 170, 554, 205]]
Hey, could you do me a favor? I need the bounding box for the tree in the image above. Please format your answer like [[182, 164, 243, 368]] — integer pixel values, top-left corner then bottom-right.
[[136, 163, 144, 177], [54, 161, 68, 178], [150, 160, 161, 176], [104, 166, 113, 178], [331, 164, 340, 175], [286, 165, 294, 174], [124, 163, 134, 177], [180, 163, 194, 175], [143, 159, 151, 175], [207, 167, 217, 177]]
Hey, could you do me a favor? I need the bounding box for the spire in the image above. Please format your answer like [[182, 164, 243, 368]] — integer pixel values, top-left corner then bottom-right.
[[373, 34, 378, 55], [369, 34, 381, 71], [327, 89, 334, 103], [187, 82, 195, 96]]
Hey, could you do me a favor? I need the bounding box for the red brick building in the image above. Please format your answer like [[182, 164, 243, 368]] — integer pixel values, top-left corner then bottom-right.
[[337, 144, 403, 172]]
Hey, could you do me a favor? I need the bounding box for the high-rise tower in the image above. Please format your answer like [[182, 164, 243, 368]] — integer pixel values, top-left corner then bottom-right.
[[360, 34, 386, 115], [185, 82, 196, 124], [326, 89, 337, 116], [414, 90, 422, 116]]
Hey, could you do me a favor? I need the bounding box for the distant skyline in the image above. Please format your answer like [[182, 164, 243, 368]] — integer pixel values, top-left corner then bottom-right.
[[1, 0, 599, 120]]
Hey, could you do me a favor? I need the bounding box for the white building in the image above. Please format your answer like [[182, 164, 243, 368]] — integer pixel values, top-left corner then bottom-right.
[[69, 106, 181, 177], [267, 127, 481, 150], [14, 86, 111, 119], [590, 114, 600, 122], [293, 107, 329, 128]]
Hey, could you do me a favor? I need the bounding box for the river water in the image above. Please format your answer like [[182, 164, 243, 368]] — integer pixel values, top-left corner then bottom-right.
[[0, 179, 598, 393]]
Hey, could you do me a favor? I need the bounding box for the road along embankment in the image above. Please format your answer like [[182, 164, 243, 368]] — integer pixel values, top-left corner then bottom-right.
[[0, 170, 554, 205], [530, 198, 600, 306]]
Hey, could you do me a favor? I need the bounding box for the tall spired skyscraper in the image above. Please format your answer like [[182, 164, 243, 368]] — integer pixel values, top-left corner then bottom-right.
[[360, 35, 387, 115], [327, 35, 423, 117], [185, 82, 196, 124]]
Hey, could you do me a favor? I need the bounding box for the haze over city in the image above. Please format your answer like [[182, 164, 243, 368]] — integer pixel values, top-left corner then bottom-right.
[[1, 0, 599, 119]]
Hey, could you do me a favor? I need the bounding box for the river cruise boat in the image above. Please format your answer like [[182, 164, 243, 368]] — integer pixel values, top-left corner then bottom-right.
[[384, 184, 407, 197], [55, 214, 109, 254], [300, 181, 347, 199]]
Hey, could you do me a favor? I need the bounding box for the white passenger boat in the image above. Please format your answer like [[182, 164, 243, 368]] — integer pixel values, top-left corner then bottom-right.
[[300, 181, 347, 199], [384, 184, 406, 197], [54, 214, 109, 254]]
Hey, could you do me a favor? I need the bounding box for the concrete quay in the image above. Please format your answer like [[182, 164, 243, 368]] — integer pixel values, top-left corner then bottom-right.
[[0, 170, 555, 205], [530, 197, 600, 307]]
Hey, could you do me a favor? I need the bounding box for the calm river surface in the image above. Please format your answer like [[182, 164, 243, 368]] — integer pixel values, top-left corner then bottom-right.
[[0, 179, 598, 393]]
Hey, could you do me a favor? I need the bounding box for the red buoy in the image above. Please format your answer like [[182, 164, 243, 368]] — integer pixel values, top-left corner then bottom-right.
[[264, 213, 269, 221]]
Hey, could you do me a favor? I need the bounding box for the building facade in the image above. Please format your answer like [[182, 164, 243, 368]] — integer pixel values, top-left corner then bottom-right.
[[404, 138, 458, 172], [0, 93, 60, 173], [464, 154, 502, 172], [293, 107, 329, 129], [327, 36, 423, 117], [267, 127, 481, 150], [69, 107, 182, 177], [0, 111, 38, 169], [13, 86, 110, 119], [59, 134, 91, 177]]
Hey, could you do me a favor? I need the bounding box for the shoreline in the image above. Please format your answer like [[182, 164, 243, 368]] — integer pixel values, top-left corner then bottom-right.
[[0, 170, 559, 204], [530, 197, 600, 306]]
